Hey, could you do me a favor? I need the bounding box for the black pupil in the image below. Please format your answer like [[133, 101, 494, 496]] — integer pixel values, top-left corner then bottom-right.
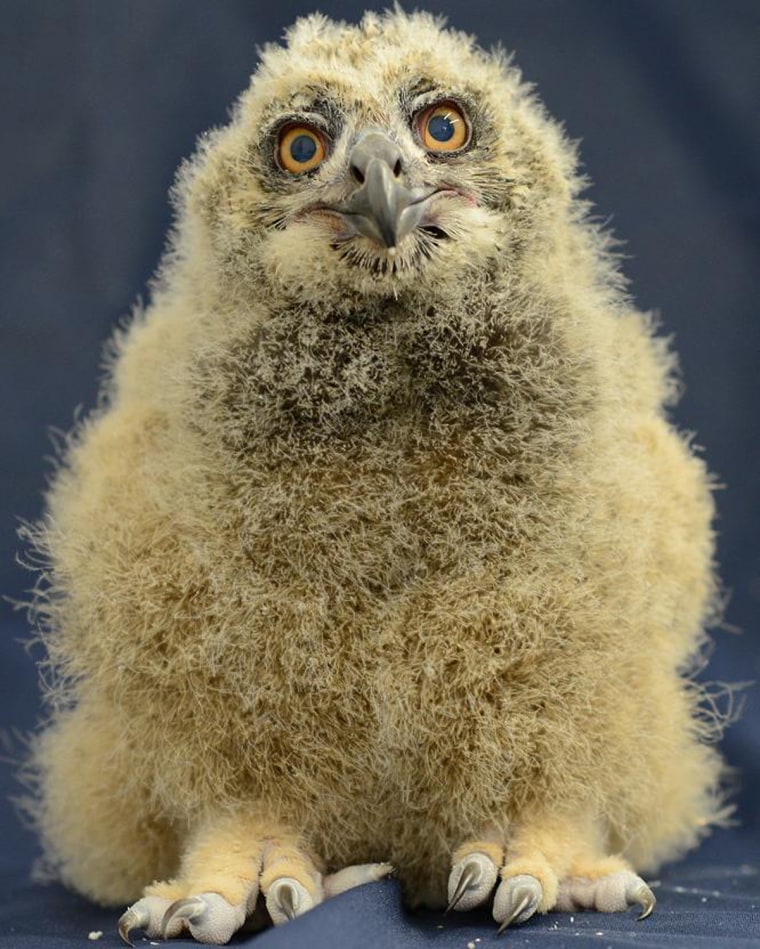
[[429, 113, 455, 142], [290, 133, 317, 164]]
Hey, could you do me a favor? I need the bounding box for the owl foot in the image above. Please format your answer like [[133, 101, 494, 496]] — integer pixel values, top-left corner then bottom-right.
[[118, 891, 254, 945], [117, 855, 393, 945], [447, 839, 656, 932]]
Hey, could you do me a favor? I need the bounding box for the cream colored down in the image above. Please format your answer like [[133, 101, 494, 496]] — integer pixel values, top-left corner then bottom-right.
[[23, 9, 729, 915]]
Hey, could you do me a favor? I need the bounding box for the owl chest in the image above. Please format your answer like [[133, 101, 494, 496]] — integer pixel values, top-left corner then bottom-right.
[[230, 443, 533, 745], [237, 437, 527, 597]]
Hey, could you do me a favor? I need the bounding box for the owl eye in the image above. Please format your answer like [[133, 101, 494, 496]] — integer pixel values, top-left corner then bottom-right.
[[277, 125, 327, 174], [417, 102, 470, 154]]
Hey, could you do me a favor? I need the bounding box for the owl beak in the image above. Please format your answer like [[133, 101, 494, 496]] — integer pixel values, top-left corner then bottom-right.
[[340, 130, 432, 249]]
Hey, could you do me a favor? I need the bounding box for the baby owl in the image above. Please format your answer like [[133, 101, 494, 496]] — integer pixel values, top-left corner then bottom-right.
[[25, 10, 728, 944]]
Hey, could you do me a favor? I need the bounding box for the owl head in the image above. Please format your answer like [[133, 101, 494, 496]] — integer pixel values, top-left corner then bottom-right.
[[171, 10, 582, 310]]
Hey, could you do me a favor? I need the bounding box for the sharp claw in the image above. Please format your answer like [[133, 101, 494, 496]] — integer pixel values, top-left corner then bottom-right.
[[118, 906, 149, 947], [496, 890, 534, 934], [446, 861, 479, 913], [160, 895, 206, 937], [634, 885, 656, 921], [277, 883, 297, 920]]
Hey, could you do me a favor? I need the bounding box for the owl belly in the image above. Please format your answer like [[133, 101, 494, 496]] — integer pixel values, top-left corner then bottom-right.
[[231, 433, 557, 870]]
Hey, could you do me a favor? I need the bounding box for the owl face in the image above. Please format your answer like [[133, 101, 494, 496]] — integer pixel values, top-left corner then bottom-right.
[[255, 79, 500, 275], [184, 12, 574, 306], [276, 97, 473, 247]]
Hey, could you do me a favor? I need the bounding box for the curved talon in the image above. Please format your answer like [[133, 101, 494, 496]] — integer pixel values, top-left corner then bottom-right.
[[160, 895, 206, 937], [446, 861, 479, 913], [447, 851, 499, 913], [634, 885, 656, 920], [266, 877, 315, 926], [496, 890, 534, 934], [278, 883, 297, 920], [118, 906, 149, 947]]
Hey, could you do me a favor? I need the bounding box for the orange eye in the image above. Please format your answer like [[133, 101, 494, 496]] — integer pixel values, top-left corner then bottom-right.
[[278, 125, 327, 174], [418, 102, 469, 153]]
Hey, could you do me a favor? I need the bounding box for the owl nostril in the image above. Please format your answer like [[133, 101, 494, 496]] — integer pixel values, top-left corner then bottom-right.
[[348, 131, 407, 189], [351, 158, 401, 185]]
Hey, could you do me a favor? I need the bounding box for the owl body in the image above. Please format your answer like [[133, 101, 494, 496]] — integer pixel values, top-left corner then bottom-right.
[[27, 10, 726, 932]]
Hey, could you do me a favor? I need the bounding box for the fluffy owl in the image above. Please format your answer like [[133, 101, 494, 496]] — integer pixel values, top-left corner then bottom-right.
[[23, 9, 729, 945]]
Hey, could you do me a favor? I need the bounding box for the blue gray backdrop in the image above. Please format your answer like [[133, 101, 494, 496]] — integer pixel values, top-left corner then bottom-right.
[[1, 1, 758, 947]]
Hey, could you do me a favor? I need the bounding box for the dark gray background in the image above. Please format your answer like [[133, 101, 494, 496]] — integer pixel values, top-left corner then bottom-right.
[[1, 2, 758, 946]]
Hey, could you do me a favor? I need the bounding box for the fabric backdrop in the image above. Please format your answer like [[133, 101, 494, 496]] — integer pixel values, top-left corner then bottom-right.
[[1, 1, 758, 946]]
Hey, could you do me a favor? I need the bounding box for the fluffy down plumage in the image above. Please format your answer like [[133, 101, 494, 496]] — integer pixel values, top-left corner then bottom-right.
[[23, 8, 729, 936]]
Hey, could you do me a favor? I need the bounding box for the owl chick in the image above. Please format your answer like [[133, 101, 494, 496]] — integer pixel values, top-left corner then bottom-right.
[[24, 10, 729, 945]]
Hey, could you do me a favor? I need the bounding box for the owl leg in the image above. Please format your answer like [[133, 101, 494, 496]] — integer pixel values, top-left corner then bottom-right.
[[448, 811, 655, 931], [117, 811, 392, 945]]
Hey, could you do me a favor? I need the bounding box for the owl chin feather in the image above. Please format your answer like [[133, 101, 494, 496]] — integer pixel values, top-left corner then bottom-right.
[[255, 198, 504, 306]]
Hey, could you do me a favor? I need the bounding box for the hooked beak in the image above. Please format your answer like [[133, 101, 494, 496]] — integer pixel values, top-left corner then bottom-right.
[[338, 130, 434, 250]]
